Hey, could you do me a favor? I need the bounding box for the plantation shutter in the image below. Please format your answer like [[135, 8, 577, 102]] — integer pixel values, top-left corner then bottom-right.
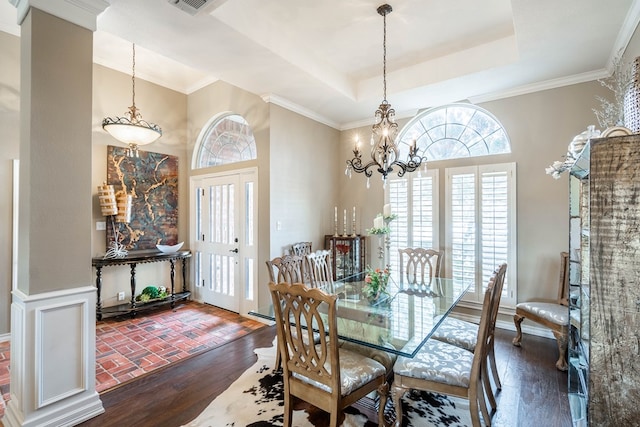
[[446, 163, 516, 305], [387, 171, 438, 274]]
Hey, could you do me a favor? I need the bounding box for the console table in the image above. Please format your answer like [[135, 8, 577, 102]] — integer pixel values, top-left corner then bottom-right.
[[92, 250, 192, 320]]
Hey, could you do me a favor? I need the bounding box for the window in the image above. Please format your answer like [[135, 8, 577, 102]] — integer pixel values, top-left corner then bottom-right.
[[446, 164, 516, 306], [387, 103, 516, 308], [397, 103, 511, 161], [387, 171, 439, 272], [195, 113, 257, 168]]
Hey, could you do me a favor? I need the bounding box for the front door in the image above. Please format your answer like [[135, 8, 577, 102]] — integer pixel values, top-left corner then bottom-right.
[[191, 169, 257, 314]]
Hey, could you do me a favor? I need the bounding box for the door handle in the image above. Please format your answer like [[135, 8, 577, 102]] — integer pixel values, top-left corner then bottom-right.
[[229, 248, 239, 253]]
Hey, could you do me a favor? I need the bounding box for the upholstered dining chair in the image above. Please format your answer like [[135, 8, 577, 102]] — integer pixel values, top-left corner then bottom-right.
[[512, 252, 570, 371], [305, 250, 334, 290], [398, 248, 443, 288], [391, 267, 501, 427], [265, 254, 305, 284], [269, 282, 388, 427], [430, 263, 508, 411]]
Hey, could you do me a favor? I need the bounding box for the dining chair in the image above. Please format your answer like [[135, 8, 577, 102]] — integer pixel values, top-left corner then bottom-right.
[[265, 254, 308, 370], [291, 241, 312, 257], [291, 242, 312, 282], [430, 263, 508, 411], [269, 281, 388, 427], [398, 248, 442, 288], [265, 254, 305, 284], [391, 267, 501, 427], [305, 250, 334, 290], [512, 252, 570, 370]]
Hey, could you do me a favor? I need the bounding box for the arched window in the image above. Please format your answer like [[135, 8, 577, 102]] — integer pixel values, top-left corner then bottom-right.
[[397, 103, 510, 161], [195, 113, 257, 168]]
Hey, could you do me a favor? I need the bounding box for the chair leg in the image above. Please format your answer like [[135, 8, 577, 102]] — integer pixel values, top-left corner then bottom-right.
[[329, 409, 339, 427], [482, 360, 497, 411], [476, 377, 492, 426], [512, 314, 524, 346], [391, 383, 408, 427], [469, 382, 483, 427], [283, 394, 293, 427], [377, 382, 389, 427], [552, 330, 569, 371], [488, 341, 502, 392]]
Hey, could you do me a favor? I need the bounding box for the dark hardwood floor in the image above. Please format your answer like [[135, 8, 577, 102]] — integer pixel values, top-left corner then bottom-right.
[[78, 326, 571, 427]]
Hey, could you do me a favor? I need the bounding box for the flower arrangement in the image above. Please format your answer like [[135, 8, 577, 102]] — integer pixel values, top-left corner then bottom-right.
[[363, 266, 390, 302]]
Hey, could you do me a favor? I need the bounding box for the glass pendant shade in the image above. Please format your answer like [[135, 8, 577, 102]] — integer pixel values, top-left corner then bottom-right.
[[102, 43, 162, 156]]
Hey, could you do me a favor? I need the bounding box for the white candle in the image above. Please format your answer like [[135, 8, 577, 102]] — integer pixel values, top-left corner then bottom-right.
[[374, 216, 384, 229], [352, 206, 356, 225], [334, 206, 338, 224], [383, 204, 391, 217]]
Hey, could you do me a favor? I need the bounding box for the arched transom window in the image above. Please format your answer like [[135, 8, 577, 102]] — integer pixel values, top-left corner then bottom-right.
[[196, 113, 257, 168], [398, 103, 510, 161]]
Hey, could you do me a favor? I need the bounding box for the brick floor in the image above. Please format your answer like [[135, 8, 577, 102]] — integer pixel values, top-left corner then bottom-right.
[[0, 301, 264, 418]]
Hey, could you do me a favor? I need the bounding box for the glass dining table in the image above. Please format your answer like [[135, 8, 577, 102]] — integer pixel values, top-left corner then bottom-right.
[[249, 273, 472, 358]]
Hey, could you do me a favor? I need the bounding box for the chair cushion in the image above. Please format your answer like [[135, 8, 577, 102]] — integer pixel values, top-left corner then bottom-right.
[[294, 347, 385, 396], [394, 339, 473, 388], [339, 340, 397, 375], [516, 301, 568, 325], [430, 315, 478, 352]]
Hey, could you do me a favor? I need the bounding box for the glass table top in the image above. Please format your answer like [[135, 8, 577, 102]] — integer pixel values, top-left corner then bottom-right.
[[250, 273, 471, 357]]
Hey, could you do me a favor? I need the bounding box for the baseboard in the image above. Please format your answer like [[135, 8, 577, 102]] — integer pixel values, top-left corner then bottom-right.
[[0, 333, 9, 343]]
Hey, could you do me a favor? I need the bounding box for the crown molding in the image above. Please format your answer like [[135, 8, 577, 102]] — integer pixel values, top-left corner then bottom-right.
[[10, 0, 109, 31], [469, 68, 608, 105]]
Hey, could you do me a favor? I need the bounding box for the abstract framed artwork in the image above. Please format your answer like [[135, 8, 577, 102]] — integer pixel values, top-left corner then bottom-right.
[[106, 145, 179, 251]]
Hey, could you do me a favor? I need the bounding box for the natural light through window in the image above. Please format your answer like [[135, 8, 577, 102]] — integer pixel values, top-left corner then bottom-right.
[[397, 103, 511, 161], [196, 114, 257, 168]]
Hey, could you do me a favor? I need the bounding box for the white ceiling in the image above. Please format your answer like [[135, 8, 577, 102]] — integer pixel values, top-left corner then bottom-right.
[[1, 0, 639, 129]]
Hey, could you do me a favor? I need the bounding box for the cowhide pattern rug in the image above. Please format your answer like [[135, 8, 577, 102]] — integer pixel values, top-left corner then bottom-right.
[[183, 343, 472, 427]]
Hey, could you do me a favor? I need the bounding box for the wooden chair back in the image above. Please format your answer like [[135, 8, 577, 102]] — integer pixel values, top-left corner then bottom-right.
[[266, 255, 304, 284], [269, 282, 340, 401], [291, 241, 312, 256], [398, 248, 442, 287], [305, 250, 334, 290]]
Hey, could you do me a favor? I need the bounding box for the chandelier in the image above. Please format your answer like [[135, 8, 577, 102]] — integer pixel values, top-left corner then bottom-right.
[[345, 4, 426, 187], [102, 43, 162, 157]]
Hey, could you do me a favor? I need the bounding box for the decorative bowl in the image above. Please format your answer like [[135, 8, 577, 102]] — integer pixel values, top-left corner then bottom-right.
[[156, 242, 184, 253]]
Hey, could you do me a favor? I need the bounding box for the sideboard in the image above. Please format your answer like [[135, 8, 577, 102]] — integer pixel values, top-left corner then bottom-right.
[[92, 250, 192, 320]]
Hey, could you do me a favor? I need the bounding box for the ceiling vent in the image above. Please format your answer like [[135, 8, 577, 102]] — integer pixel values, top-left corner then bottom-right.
[[167, 0, 209, 16]]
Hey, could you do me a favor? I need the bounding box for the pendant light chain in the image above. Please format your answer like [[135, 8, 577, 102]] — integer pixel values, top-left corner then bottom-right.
[[131, 43, 137, 109], [382, 11, 387, 103]]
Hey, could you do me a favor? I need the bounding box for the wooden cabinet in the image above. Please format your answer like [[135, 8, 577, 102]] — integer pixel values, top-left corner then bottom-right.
[[324, 235, 365, 281], [568, 134, 640, 426]]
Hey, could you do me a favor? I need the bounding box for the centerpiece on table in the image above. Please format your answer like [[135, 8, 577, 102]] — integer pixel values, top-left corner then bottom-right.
[[363, 265, 391, 305]]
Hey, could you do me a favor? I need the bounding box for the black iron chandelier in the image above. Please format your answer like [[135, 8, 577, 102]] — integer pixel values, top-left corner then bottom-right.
[[345, 4, 426, 187]]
